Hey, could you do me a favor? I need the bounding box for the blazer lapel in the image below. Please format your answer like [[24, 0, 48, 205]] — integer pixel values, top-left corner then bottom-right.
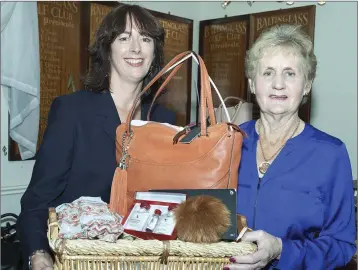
[[95, 91, 120, 142]]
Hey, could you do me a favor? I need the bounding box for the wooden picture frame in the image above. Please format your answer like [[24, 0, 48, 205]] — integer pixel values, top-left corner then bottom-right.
[[9, 1, 90, 161], [147, 9, 193, 126], [249, 5, 316, 122], [199, 15, 250, 106], [89, 1, 117, 45]]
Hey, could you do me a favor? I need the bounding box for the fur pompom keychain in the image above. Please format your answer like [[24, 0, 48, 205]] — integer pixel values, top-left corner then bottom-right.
[[174, 195, 231, 243]]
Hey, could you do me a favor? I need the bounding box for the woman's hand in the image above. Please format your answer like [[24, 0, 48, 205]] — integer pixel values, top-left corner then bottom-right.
[[31, 251, 54, 270], [224, 230, 282, 270]]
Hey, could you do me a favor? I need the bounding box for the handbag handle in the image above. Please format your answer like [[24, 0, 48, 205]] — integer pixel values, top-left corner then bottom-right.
[[124, 51, 228, 136], [125, 51, 211, 136], [221, 96, 247, 105], [217, 96, 247, 110], [146, 51, 216, 126], [124, 52, 203, 133], [124, 51, 189, 131], [165, 51, 229, 125], [217, 96, 247, 123]]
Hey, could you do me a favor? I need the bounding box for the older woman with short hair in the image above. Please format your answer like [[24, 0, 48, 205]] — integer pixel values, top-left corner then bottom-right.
[[225, 24, 356, 270]]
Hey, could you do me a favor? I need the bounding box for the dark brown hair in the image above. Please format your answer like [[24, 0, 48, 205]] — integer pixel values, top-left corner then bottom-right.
[[83, 4, 165, 97]]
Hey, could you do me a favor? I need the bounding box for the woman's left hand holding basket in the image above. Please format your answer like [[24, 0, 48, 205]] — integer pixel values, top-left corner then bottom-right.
[[224, 230, 282, 269]]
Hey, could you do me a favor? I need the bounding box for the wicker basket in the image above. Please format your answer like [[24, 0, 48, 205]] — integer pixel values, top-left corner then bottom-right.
[[48, 209, 257, 270]]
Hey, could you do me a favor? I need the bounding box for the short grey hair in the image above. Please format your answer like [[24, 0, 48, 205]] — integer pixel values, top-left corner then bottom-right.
[[245, 24, 317, 83]]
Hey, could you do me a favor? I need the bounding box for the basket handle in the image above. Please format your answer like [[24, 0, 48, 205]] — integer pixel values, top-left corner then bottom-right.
[[48, 208, 59, 241]]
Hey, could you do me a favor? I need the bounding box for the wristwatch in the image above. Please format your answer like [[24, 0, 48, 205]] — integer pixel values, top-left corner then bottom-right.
[[28, 249, 48, 270]]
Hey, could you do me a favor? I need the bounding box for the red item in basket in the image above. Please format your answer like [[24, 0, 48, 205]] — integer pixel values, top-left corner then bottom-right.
[[122, 200, 178, 240]]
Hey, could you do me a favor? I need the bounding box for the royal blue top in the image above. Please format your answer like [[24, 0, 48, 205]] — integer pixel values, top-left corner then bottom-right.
[[237, 120, 356, 270]]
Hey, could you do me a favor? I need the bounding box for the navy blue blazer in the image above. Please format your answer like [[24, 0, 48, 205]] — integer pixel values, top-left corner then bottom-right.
[[17, 90, 176, 265]]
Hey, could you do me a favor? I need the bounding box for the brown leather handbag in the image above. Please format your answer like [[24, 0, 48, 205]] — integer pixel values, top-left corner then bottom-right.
[[109, 51, 247, 216]]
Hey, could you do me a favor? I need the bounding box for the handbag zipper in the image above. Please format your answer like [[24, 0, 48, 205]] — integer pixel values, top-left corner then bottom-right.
[[252, 177, 262, 230], [119, 131, 133, 170]]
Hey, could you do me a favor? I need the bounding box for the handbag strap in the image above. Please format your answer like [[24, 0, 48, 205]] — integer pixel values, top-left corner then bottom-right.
[[224, 96, 247, 104], [217, 96, 246, 122], [217, 96, 247, 109], [147, 51, 216, 126], [148, 52, 231, 126], [124, 52, 206, 133], [124, 51, 189, 130], [124, 51, 230, 136]]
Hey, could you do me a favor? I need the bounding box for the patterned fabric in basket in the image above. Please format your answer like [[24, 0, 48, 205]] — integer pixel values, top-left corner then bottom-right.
[[55, 196, 124, 242]]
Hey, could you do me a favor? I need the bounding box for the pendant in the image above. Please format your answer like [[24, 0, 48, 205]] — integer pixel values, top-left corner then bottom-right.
[[259, 162, 270, 174]]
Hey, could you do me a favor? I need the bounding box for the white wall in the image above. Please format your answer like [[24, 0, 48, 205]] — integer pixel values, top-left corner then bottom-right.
[[1, 1, 357, 215], [1, 89, 35, 215]]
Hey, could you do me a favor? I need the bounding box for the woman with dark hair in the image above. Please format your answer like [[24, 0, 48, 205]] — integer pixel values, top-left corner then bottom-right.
[[17, 4, 175, 270], [83, 4, 165, 99]]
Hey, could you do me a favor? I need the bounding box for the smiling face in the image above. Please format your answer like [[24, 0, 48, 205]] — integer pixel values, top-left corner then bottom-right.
[[249, 46, 312, 116], [109, 15, 155, 84]]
